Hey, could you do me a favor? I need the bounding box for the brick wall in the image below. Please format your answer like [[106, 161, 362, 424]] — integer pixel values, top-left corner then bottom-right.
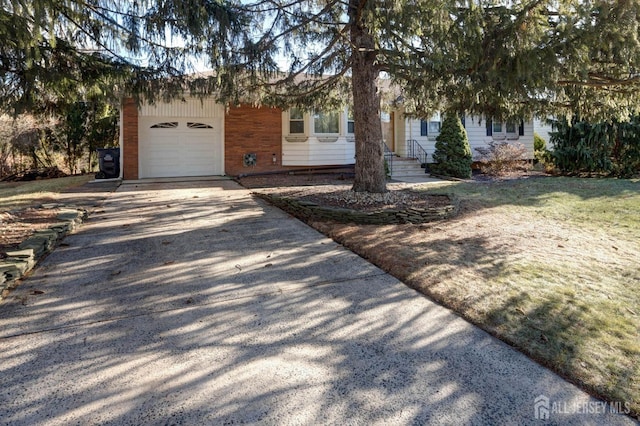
[[121, 98, 139, 180], [224, 105, 289, 176]]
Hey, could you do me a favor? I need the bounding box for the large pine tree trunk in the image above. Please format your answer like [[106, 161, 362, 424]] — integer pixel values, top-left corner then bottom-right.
[[349, 0, 387, 193]]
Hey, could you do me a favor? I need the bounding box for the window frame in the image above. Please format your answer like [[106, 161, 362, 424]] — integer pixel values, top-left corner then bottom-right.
[[313, 110, 340, 135], [428, 121, 441, 135], [491, 121, 520, 140], [150, 122, 178, 129], [347, 108, 355, 135], [187, 122, 214, 129], [420, 113, 442, 138], [288, 108, 305, 135]]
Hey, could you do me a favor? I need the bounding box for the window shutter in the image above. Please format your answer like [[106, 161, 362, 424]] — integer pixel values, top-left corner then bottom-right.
[[486, 119, 493, 136], [518, 120, 525, 136], [459, 114, 466, 128], [420, 120, 428, 136]]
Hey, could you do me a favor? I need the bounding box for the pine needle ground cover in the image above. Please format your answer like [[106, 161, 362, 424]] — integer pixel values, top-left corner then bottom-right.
[[308, 176, 639, 416]]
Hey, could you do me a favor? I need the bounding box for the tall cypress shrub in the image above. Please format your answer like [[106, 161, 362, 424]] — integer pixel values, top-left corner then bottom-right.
[[431, 114, 472, 178]]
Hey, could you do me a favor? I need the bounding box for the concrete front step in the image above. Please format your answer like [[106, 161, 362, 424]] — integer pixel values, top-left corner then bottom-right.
[[392, 171, 427, 177], [392, 173, 429, 178], [391, 157, 422, 163], [392, 165, 427, 172], [389, 157, 427, 177]]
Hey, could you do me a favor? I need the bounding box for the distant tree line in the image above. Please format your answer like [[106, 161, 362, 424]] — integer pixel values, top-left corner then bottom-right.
[[0, 100, 118, 178]]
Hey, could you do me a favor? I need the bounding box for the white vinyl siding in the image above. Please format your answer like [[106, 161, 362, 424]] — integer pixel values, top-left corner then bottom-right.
[[404, 118, 438, 161], [403, 115, 535, 161], [534, 118, 555, 148], [282, 142, 355, 166], [282, 108, 355, 166]]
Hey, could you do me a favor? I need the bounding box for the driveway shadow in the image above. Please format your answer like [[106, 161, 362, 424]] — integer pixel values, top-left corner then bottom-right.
[[0, 180, 636, 425]]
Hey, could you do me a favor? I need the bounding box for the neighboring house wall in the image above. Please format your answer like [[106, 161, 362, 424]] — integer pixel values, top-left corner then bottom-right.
[[281, 108, 356, 166], [401, 113, 535, 161], [224, 105, 284, 176], [534, 118, 555, 148]]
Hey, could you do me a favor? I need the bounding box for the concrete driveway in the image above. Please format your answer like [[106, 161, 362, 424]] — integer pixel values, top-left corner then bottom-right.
[[0, 179, 636, 425]]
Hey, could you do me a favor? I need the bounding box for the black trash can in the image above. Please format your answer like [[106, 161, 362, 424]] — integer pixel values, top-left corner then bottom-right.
[[96, 148, 120, 179]]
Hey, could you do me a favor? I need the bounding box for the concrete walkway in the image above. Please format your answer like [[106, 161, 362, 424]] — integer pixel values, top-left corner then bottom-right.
[[0, 180, 636, 425]]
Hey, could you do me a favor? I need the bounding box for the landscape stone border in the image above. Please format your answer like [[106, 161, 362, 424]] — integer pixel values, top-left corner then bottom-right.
[[254, 192, 458, 225], [0, 207, 87, 300]]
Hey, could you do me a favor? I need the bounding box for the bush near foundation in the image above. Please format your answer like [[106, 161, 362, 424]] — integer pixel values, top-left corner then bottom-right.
[[475, 141, 529, 176]]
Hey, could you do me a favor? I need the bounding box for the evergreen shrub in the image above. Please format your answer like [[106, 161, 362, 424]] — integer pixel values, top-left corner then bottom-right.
[[431, 114, 472, 178], [551, 116, 640, 178]]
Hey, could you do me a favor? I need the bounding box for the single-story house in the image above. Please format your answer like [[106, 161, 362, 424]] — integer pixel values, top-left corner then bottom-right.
[[119, 96, 535, 180], [119, 97, 356, 180]]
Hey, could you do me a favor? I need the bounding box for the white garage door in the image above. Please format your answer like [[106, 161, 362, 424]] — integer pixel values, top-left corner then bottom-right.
[[139, 117, 224, 178]]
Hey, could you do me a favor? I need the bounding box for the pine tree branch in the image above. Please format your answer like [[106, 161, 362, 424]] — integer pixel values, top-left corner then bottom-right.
[[557, 75, 640, 88], [249, 0, 344, 51], [56, 9, 131, 64]]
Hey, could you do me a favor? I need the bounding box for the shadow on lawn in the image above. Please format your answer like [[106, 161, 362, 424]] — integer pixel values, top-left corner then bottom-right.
[[426, 175, 639, 207], [486, 291, 640, 417], [299, 175, 640, 419]]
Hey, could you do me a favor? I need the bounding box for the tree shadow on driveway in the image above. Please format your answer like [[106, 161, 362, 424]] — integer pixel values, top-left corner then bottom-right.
[[0, 180, 636, 425]]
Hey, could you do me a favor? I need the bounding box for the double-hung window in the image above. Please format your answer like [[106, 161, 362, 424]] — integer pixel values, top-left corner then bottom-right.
[[420, 113, 441, 138], [347, 108, 355, 135], [289, 108, 304, 134], [488, 120, 522, 140], [420, 120, 441, 137]]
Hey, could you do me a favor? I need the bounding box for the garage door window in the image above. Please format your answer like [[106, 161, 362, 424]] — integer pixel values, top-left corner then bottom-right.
[[187, 122, 214, 129], [150, 122, 178, 128]]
